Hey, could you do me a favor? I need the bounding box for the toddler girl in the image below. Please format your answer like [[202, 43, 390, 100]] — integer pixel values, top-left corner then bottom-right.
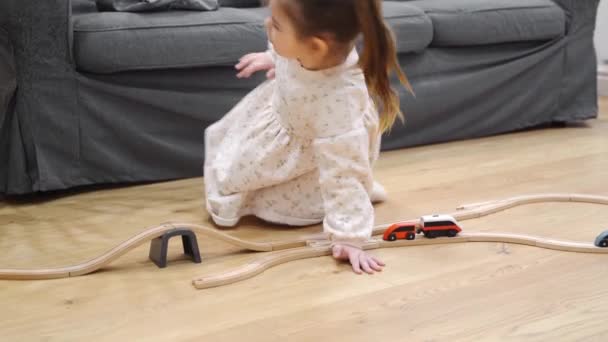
[[204, 0, 412, 274]]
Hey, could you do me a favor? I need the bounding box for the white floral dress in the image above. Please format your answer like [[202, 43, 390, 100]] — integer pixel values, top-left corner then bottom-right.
[[204, 46, 386, 246]]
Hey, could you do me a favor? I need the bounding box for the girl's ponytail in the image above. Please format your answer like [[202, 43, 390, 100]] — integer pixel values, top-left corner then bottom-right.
[[355, 0, 413, 133]]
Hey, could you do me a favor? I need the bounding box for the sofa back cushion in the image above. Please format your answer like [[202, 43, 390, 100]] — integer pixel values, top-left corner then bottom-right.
[[95, 0, 219, 12], [219, 0, 260, 7]]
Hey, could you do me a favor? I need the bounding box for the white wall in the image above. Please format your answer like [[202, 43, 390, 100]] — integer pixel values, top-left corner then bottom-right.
[[596, 0, 608, 64]]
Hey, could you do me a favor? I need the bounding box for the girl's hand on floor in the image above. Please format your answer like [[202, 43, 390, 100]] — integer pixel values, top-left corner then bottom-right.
[[235, 52, 275, 79], [332, 244, 385, 274]]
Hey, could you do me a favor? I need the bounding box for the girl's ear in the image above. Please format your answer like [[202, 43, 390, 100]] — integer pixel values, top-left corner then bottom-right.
[[309, 36, 330, 58]]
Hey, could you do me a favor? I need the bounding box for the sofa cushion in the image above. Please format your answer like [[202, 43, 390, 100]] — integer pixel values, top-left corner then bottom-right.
[[73, 2, 432, 74], [383, 2, 433, 55], [403, 0, 565, 46], [73, 7, 268, 73]]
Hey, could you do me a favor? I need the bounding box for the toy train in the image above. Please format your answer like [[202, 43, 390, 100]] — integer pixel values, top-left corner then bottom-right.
[[595, 231, 608, 248], [383, 214, 463, 241], [384, 216, 608, 249]]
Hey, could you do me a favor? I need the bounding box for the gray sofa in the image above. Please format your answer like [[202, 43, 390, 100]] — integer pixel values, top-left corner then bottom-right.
[[0, 0, 601, 195]]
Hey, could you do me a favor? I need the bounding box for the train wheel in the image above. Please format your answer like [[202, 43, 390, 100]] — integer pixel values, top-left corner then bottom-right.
[[447, 230, 458, 237], [389, 234, 397, 241], [426, 231, 437, 239], [600, 239, 608, 248], [407, 233, 415, 240]]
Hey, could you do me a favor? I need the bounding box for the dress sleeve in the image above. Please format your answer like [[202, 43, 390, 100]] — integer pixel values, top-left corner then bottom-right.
[[313, 127, 375, 249]]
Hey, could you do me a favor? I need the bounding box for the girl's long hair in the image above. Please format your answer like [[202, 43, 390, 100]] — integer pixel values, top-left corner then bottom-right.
[[280, 0, 413, 133]]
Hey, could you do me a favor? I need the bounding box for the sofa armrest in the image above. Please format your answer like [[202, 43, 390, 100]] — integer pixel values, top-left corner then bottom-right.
[[551, 0, 600, 34], [0, 26, 17, 193], [550, 0, 601, 121], [0, 0, 80, 194], [0, 0, 74, 68], [0, 28, 16, 122]]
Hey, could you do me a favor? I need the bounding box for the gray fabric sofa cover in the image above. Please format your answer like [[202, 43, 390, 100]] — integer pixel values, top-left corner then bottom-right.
[[0, 0, 601, 195]]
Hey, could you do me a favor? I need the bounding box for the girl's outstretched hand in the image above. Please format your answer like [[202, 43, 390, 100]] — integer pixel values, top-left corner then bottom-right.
[[235, 52, 275, 79], [332, 244, 385, 274]]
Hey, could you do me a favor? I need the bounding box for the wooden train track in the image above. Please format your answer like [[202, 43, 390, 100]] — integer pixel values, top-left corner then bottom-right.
[[1, 194, 607, 288]]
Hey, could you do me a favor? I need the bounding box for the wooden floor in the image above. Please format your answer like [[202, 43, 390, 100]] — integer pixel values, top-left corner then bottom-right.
[[1, 98, 607, 341]]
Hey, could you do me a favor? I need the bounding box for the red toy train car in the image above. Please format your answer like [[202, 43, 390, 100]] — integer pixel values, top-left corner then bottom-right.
[[383, 215, 462, 241], [383, 221, 418, 241]]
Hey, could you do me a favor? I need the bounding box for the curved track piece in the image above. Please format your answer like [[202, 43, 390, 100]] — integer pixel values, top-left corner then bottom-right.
[[370, 194, 608, 235], [0, 222, 279, 280], [193, 246, 332, 289], [193, 231, 608, 289]]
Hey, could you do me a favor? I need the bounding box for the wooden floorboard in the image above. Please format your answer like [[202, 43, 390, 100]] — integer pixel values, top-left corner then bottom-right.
[[0, 98, 607, 341]]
